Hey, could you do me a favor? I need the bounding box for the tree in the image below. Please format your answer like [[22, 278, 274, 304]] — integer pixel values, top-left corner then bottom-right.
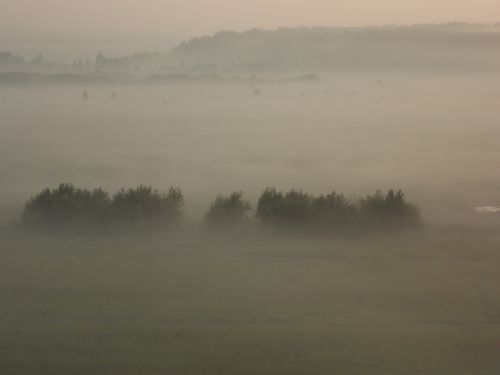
[[23, 183, 111, 228], [256, 188, 314, 225], [206, 191, 251, 227], [111, 185, 184, 225], [359, 189, 421, 229], [256, 187, 283, 223], [312, 191, 357, 229]]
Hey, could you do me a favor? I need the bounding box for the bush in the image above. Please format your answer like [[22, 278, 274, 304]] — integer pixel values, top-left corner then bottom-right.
[[255, 187, 284, 223], [22, 183, 421, 234], [256, 188, 319, 224], [111, 185, 183, 225], [359, 189, 421, 229], [257, 188, 358, 230], [257, 187, 420, 232], [206, 191, 251, 227], [311, 191, 358, 228], [256, 188, 317, 225], [23, 183, 184, 230], [278, 189, 315, 224], [23, 183, 111, 228]]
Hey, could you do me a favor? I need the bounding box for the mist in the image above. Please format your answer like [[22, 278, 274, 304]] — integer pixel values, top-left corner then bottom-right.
[[1, 72, 499, 225], [3, 0, 500, 47], [1, 15, 500, 375]]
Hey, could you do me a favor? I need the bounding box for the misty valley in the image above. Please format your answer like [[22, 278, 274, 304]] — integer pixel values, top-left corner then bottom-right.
[[1, 24, 500, 375]]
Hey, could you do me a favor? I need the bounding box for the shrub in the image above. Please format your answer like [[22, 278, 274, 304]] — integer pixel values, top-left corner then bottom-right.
[[257, 187, 420, 232], [23, 183, 111, 228], [311, 191, 358, 228], [23, 183, 184, 230], [257, 188, 357, 230], [22, 183, 421, 234], [280, 189, 315, 224], [206, 191, 251, 227], [359, 189, 421, 229], [256, 187, 284, 223], [256, 188, 314, 225], [110, 185, 183, 225]]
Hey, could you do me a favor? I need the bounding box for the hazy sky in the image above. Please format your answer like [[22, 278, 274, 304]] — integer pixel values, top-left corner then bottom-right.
[[2, 0, 499, 49]]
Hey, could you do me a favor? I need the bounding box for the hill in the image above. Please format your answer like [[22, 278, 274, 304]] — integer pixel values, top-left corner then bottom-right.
[[166, 23, 500, 72]]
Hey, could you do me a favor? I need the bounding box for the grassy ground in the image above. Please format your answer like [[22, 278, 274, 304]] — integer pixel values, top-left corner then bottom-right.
[[1, 227, 499, 374]]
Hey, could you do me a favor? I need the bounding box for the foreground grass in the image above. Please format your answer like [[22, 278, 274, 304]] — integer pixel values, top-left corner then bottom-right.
[[0, 227, 499, 374]]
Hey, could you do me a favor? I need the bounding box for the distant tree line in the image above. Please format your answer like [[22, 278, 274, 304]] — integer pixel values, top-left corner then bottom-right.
[[23, 183, 421, 233], [169, 24, 500, 73]]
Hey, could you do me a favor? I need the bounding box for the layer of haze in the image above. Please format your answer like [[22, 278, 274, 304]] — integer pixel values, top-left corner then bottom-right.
[[2, 5, 500, 374], [2, 0, 499, 49], [1, 72, 500, 227]]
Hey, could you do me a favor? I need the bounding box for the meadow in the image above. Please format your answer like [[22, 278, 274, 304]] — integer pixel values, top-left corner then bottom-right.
[[1, 227, 500, 374], [1, 71, 500, 374], [1, 72, 500, 227]]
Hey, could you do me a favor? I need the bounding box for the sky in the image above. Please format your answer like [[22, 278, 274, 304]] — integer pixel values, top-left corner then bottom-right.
[[1, 0, 499, 54]]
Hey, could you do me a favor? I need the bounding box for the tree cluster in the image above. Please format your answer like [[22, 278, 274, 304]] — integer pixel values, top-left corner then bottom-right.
[[23, 183, 183, 230], [23, 184, 421, 233]]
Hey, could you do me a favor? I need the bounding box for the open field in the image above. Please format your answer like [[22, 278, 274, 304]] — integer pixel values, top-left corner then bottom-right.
[[3, 8, 500, 374], [1, 227, 500, 374], [1, 73, 500, 226], [1, 71, 500, 373]]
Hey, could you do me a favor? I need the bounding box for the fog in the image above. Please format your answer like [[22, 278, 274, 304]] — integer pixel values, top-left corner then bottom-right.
[[2, 0, 500, 48], [2, 21, 500, 375], [1, 73, 500, 225]]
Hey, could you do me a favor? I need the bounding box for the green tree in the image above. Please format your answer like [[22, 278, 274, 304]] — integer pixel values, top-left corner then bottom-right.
[[206, 191, 251, 227]]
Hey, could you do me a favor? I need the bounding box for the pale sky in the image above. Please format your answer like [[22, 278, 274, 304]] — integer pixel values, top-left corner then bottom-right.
[[2, 0, 499, 49]]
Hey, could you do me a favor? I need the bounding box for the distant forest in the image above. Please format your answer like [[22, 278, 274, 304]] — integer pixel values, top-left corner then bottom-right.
[[167, 23, 500, 72], [2, 23, 500, 77]]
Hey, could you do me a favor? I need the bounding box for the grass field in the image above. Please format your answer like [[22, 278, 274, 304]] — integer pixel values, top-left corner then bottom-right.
[[1, 72, 500, 373], [1, 227, 499, 374]]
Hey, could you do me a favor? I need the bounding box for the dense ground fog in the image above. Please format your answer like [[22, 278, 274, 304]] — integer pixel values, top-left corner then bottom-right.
[[1, 72, 500, 226], [1, 70, 500, 374]]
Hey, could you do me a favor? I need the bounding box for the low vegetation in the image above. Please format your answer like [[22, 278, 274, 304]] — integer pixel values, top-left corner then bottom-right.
[[23, 183, 420, 233], [359, 189, 421, 229], [23, 183, 183, 230], [23, 183, 111, 228], [205, 191, 251, 227], [256, 187, 421, 232], [111, 185, 184, 225]]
